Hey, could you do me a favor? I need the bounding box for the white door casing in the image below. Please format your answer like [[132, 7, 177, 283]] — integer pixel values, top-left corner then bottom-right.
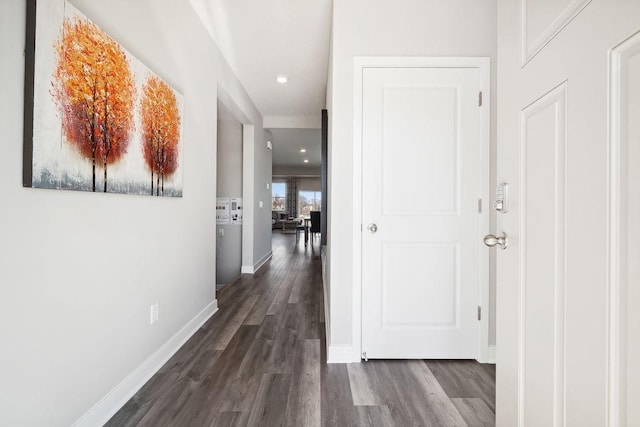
[[496, 0, 640, 426], [355, 58, 490, 360]]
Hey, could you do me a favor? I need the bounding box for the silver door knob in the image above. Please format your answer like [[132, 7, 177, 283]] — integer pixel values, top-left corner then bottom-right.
[[484, 233, 508, 249], [367, 223, 378, 233]]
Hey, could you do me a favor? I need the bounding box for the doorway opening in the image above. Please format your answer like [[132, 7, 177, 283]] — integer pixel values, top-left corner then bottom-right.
[[216, 100, 244, 291], [269, 126, 323, 247]]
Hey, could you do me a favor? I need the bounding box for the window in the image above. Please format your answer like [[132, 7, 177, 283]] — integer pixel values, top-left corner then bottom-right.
[[272, 182, 286, 211], [298, 191, 321, 217]]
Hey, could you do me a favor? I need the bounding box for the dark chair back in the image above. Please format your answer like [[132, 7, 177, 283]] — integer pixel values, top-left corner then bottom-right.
[[310, 211, 321, 233]]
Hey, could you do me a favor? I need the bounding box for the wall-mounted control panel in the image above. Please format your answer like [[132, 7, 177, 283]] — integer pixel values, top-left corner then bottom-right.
[[494, 183, 509, 213]]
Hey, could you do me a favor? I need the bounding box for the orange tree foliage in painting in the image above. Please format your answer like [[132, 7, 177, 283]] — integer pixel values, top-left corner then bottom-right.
[[140, 76, 181, 196], [52, 17, 135, 192]]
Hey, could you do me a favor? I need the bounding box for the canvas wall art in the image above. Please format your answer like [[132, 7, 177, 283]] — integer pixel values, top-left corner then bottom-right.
[[24, 0, 184, 197]]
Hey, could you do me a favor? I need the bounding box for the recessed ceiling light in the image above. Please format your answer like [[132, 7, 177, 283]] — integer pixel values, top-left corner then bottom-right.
[[303, 159, 309, 163], [276, 76, 288, 84], [300, 148, 306, 153]]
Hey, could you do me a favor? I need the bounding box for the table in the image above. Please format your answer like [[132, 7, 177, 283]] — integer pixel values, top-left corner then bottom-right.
[[280, 220, 300, 230]]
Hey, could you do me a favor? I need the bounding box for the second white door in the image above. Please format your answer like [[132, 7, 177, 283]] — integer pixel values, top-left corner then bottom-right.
[[361, 61, 489, 359]]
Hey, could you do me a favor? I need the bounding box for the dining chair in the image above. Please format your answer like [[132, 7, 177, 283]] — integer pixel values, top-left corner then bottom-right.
[[310, 211, 321, 243]]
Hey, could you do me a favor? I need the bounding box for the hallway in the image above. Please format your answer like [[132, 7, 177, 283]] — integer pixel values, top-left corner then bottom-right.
[[107, 232, 495, 426]]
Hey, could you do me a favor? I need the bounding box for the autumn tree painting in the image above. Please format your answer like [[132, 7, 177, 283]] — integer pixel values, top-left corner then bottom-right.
[[140, 76, 181, 196], [51, 16, 136, 192]]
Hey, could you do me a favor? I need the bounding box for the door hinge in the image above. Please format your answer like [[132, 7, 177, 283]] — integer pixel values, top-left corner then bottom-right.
[[362, 351, 368, 362], [478, 198, 482, 213], [479, 91, 483, 107], [477, 306, 482, 321]]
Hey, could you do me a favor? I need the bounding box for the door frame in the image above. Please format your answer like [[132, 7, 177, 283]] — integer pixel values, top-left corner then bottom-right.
[[352, 56, 492, 363], [216, 84, 258, 275]]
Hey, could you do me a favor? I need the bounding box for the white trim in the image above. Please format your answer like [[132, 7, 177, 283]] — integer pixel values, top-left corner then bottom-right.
[[72, 300, 219, 427], [254, 251, 273, 272], [241, 251, 272, 275], [477, 59, 492, 366], [327, 345, 354, 364], [352, 57, 364, 363], [352, 56, 492, 364], [486, 344, 496, 364], [607, 43, 622, 427], [321, 247, 331, 358], [520, 0, 592, 66], [606, 29, 640, 427]]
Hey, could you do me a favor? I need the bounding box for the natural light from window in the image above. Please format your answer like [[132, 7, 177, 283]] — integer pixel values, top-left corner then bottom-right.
[[272, 182, 286, 211], [299, 190, 321, 217]]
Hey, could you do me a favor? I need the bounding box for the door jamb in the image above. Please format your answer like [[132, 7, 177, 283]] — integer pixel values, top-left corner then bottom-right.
[[352, 56, 492, 363]]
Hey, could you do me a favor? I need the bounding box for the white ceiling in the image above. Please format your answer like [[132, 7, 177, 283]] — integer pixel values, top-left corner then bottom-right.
[[189, 0, 332, 125], [268, 128, 321, 168]]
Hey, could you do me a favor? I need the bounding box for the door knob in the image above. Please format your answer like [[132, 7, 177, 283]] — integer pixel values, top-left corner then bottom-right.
[[484, 233, 508, 249], [367, 223, 378, 233]]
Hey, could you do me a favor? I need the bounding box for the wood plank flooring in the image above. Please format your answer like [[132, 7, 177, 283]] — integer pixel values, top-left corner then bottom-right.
[[107, 231, 495, 426]]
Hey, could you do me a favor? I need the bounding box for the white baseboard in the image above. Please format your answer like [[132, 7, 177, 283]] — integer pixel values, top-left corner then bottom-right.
[[327, 345, 354, 364], [477, 343, 496, 365], [321, 249, 331, 357], [486, 344, 496, 364], [254, 251, 272, 272], [320, 249, 353, 364], [72, 300, 219, 427], [241, 251, 272, 274]]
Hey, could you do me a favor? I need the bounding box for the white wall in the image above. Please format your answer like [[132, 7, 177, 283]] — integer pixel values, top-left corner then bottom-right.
[[253, 130, 273, 267], [324, 20, 334, 347], [327, 0, 498, 352], [216, 102, 243, 285], [0, 0, 267, 425]]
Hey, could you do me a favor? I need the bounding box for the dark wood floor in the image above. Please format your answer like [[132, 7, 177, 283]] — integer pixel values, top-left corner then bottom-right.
[[107, 231, 495, 426]]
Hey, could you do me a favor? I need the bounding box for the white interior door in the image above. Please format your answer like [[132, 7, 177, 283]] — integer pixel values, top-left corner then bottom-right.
[[496, 1, 640, 426], [360, 61, 489, 359]]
